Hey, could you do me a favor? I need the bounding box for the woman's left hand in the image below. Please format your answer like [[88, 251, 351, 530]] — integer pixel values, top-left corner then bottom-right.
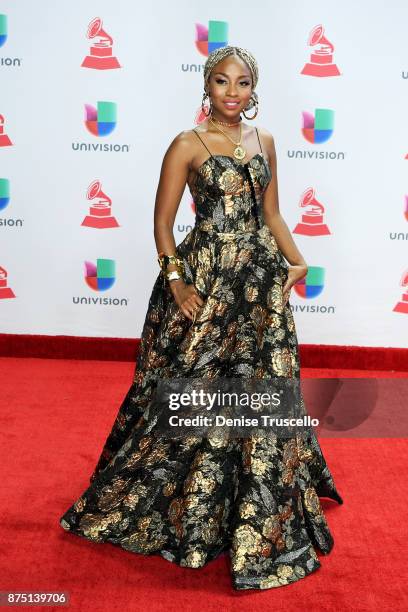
[[282, 263, 308, 305]]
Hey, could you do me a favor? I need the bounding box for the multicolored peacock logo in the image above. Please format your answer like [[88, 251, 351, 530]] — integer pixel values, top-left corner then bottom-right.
[[84, 258, 116, 291], [294, 266, 325, 298], [0, 14, 7, 48], [84, 101, 117, 136], [0, 178, 10, 211], [195, 20, 228, 56], [302, 109, 334, 144]]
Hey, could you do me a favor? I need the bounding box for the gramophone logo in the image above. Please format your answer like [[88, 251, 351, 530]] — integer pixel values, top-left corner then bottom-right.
[[195, 105, 209, 125], [0, 114, 13, 147], [85, 101, 116, 136], [0, 178, 10, 211], [82, 180, 119, 229], [294, 266, 325, 299], [84, 258, 115, 291], [0, 266, 16, 299], [404, 195, 408, 222], [301, 24, 341, 77], [0, 14, 7, 48], [195, 20, 228, 56], [293, 187, 331, 236], [81, 17, 121, 70], [393, 269, 408, 314], [302, 109, 334, 144]]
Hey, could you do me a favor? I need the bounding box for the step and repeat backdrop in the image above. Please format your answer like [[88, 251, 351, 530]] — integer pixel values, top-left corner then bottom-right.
[[0, 0, 407, 346]]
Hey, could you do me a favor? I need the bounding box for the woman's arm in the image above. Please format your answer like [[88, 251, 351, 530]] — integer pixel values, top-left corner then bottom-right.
[[154, 131, 191, 257], [153, 131, 204, 319]]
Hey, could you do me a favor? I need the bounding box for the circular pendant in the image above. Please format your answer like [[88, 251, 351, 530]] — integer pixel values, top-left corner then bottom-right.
[[233, 145, 246, 160]]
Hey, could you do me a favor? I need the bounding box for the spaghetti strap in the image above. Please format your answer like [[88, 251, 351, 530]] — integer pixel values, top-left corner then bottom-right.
[[192, 129, 212, 157], [255, 127, 264, 156]]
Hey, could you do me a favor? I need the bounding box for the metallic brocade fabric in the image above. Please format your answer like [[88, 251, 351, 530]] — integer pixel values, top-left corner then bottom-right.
[[59, 150, 343, 591]]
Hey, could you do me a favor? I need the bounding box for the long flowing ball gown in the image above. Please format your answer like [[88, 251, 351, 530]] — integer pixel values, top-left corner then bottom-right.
[[59, 127, 343, 591]]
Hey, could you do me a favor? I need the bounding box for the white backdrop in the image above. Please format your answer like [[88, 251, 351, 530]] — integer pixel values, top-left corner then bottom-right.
[[1, 0, 407, 347]]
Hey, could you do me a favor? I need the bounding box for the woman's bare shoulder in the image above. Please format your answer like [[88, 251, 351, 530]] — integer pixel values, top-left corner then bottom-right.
[[255, 125, 276, 157], [256, 125, 275, 145], [163, 129, 196, 159], [161, 129, 206, 169], [167, 128, 204, 151]]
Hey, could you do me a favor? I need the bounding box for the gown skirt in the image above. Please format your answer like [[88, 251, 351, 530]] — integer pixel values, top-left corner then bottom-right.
[[59, 131, 343, 591]]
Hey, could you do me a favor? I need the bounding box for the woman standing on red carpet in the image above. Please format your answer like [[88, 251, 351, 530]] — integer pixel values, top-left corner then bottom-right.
[[59, 45, 343, 591]]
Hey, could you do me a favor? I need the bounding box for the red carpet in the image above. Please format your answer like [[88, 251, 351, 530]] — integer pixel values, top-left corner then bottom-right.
[[0, 357, 407, 611], [1, 333, 408, 371]]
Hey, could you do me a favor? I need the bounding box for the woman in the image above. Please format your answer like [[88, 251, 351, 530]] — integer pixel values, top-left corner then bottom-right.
[[60, 46, 343, 591]]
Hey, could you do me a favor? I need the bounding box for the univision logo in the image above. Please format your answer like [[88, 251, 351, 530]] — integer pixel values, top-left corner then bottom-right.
[[0, 178, 10, 210], [388, 195, 408, 241], [85, 258, 115, 291], [177, 222, 195, 234], [0, 14, 22, 66], [302, 109, 334, 143], [85, 101, 116, 136], [291, 266, 335, 313], [71, 101, 130, 153], [287, 108, 345, 160], [72, 258, 129, 306], [0, 14, 6, 47], [294, 266, 325, 298], [0, 178, 23, 227], [181, 20, 228, 74], [195, 20, 228, 56]]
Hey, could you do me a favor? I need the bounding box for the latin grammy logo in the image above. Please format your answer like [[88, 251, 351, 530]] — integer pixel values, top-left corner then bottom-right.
[[301, 24, 341, 77], [81, 17, 121, 70], [81, 180, 119, 229], [0, 114, 12, 147], [404, 195, 408, 222], [0, 266, 16, 299], [293, 187, 331, 236], [195, 105, 210, 125], [393, 269, 408, 314]]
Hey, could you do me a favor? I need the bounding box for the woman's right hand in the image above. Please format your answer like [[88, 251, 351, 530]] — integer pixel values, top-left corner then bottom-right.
[[169, 279, 204, 321]]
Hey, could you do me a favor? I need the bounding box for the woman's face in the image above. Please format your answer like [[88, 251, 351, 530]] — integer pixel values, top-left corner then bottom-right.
[[207, 55, 253, 119]]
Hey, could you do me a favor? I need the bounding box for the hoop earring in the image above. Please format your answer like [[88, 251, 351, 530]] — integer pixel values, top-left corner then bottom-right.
[[201, 92, 212, 117], [242, 99, 259, 120]]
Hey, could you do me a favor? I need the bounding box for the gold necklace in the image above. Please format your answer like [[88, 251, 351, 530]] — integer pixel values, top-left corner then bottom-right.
[[209, 118, 246, 160], [210, 115, 242, 127]]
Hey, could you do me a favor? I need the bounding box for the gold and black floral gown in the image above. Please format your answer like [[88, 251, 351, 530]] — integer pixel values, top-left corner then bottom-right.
[[59, 128, 343, 591]]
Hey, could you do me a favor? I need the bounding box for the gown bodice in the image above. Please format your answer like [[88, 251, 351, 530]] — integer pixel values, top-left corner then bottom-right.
[[189, 128, 272, 235]]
